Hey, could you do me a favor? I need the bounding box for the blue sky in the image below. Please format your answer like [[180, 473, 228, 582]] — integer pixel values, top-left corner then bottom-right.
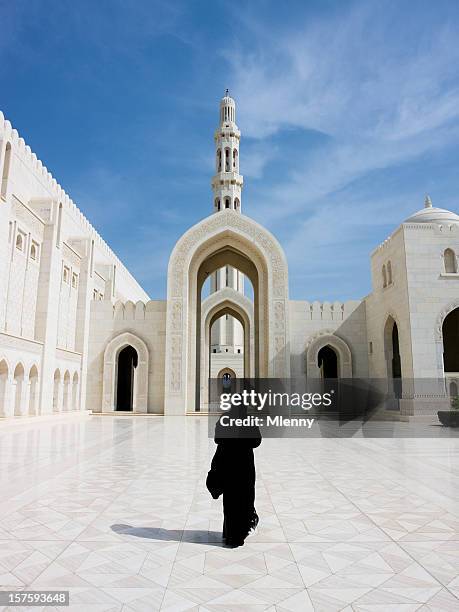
[[2, 0, 459, 300]]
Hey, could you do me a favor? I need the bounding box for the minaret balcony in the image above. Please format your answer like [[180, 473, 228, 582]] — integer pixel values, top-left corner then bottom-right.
[[212, 172, 243, 187]]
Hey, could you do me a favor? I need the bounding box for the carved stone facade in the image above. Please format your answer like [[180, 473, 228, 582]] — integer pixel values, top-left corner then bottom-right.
[[2, 99, 459, 421]]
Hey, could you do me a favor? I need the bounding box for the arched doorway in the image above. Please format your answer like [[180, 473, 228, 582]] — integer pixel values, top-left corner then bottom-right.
[[200, 287, 254, 410], [102, 332, 149, 413], [13, 363, 25, 416], [384, 316, 402, 399], [442, 307, 459, 373], [318, 345, 338, 379], [29, 365, 39, 415], [116, 345, 138, 411], [217, 367, 237, 379], [165, 210, 290, 414], [306, 333, 352, 378]]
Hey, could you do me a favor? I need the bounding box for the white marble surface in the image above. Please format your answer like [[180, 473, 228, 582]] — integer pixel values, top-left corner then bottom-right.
[[0, 415, 458, 611]]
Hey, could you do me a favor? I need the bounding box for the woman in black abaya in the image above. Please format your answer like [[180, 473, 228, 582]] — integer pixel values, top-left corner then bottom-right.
[[207, 400, 262, 548]]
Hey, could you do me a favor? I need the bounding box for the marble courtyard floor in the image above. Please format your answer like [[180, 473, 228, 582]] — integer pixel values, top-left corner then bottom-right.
[[0, 415, 459, 611]]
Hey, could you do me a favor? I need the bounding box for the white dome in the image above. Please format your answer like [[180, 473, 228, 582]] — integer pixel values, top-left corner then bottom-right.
[[404, 197, 459, 224]]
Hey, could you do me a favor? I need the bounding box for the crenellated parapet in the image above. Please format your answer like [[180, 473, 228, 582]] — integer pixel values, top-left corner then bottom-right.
[[292, 300, 362, 321], [110, 300, 167, 320]]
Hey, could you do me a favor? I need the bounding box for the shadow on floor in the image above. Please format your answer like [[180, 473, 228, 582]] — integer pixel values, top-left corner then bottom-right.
[[111, 523, 224, 546]]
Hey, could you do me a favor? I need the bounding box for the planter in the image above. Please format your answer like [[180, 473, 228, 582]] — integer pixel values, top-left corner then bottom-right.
[[437, 411, 459, 427]]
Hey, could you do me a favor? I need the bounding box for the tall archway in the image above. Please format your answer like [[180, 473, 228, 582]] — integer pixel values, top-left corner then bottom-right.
[[29, 365, 39, 416], [442, 307, 459, 373], [165, 210, 290, 414], [102, 332, 149, 412], [116, 345, 138, 411], [13, 363, 25, 416], [200, 287, 254, 411], [384, 316, 402, 399]]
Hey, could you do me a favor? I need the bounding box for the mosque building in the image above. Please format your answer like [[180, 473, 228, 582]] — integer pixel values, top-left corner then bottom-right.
[[1, 93, 459, 419]]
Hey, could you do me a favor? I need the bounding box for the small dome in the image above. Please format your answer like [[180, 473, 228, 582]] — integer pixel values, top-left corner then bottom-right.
[[404, 196, 459, 224]]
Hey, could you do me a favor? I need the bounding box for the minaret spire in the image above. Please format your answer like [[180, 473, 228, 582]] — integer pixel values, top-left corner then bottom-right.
[[211, 91, 243, 213], [209, 92, 245, 359]]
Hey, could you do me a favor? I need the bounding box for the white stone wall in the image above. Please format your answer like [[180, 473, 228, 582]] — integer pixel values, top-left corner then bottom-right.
[[0, 111, 149, 419], [86, 300, 166, 414], [402, 222, 459, 378], [365, 227, 414, 379], [289, 300, 368, 379]]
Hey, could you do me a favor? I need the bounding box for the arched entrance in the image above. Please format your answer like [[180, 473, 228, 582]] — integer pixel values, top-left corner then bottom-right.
[[318, 345, 338, 379], [217, 367, 237, 379], [165, 210, 290, 414], [384, 316, 402, 399], [306, 333, 352, 378], [442, 307, 459, 397], [200, 288, 254, 410], [116, 345, 138, 411], [102, 332, 149, 412], [442, 307, 459, 372]]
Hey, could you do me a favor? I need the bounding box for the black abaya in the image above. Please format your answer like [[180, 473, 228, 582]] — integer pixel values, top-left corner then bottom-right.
[[208, 411, 261, 547]]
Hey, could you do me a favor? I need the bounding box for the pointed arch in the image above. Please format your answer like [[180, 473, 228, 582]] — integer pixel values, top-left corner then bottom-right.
[[306, 332, 352, 378], [444, 248, 457, 273], [102, 332, 149, 412], [165, 209, 289, 414]]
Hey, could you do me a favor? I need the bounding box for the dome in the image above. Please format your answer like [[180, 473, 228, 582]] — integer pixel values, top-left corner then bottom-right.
[[404, 196, 459, 224]]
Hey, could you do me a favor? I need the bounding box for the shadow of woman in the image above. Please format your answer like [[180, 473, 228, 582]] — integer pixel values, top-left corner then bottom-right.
[[111, 524, 223, 546]]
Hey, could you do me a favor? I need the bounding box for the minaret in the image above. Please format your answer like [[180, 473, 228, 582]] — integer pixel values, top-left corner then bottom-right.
[[210, 91, 244, 357], [211, 90, 243, 213]]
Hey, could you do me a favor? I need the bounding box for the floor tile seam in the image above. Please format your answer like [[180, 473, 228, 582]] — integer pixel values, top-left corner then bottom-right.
[[156, 452, 207, 610], [318, 464, 459, 602]]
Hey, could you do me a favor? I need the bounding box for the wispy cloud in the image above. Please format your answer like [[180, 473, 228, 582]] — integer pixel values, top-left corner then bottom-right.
[[223, 1, 459, 298]]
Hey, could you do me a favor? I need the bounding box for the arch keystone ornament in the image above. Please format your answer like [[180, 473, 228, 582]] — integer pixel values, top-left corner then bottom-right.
[[102, 332, 149, 413], [165, 209, 290, 414]]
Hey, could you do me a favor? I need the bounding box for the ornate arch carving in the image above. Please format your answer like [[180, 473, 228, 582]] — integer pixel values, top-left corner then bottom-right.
[[165, 210, 290, 414], [102, 331, 149, 413], [306, 332, 352, 378], [435, 299, 459, 341]]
